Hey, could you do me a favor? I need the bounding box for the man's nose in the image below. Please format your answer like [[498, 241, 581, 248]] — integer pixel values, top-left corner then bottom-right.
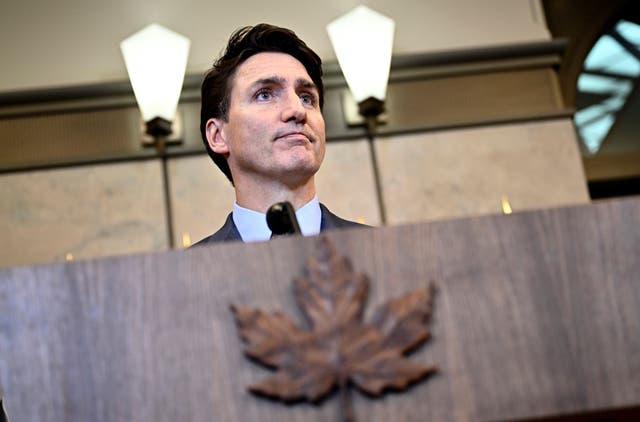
[[281, 92, 307, 123]]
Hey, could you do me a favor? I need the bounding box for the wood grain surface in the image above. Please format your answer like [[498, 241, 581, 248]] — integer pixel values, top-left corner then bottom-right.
[[1, 197, 639, 421]]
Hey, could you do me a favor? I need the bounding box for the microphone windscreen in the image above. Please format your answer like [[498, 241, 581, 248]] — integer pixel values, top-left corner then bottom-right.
[[266, 201, 302, 235]]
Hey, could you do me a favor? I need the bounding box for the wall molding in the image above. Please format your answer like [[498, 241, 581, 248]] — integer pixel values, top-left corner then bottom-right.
[[0, 39, 567, 117]]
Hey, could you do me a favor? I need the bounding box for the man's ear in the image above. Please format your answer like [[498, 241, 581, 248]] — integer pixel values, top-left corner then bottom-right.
[[205, 118, 229, 155]]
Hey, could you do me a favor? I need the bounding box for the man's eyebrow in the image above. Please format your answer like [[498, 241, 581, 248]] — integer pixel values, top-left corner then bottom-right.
[[250, 76, 286, 89], [296, 78, 318, 92], [249, 76, 317, 92]]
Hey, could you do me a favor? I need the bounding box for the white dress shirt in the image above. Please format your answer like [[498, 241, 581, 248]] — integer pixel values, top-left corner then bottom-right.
[[232, 196, 322, 242]]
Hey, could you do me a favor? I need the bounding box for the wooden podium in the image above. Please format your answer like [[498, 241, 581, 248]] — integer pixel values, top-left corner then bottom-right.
[[1, 198, 639, 421]]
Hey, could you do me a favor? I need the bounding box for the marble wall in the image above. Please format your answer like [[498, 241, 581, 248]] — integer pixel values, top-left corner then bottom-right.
[[315, 139, 382, 226], [167, 155, 235, 247], [1, 118, 590, 268], [376, 118, 590, 224], [1, 161, 168, 268]]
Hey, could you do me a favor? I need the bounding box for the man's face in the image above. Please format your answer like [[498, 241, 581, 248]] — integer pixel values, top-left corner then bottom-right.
[[208, 52, 326, 187]]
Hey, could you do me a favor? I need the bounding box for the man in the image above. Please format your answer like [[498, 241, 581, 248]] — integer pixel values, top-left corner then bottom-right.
[[194, 24, 364, 245]]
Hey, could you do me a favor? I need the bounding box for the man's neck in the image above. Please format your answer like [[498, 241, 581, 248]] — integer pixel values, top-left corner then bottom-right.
[[233, 175, 317, 213]]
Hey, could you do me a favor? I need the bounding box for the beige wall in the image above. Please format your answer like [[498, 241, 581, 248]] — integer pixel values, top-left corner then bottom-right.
[[0, 117, 590, 268], [1, 161, 168, 267], [316, 140, 382, 226], [0, 0, 549, 92], [376, 119, 590, 224], [167, 155, 235, 246]]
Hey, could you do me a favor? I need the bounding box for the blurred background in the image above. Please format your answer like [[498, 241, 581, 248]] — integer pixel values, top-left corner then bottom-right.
[[1, 0, 639, 268]]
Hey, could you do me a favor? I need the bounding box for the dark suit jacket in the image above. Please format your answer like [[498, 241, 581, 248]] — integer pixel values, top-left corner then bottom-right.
[[193, 203, 365, 246]]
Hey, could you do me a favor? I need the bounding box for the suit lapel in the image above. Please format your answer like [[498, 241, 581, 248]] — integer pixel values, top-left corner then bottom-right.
[[219, 213, 242, 241]]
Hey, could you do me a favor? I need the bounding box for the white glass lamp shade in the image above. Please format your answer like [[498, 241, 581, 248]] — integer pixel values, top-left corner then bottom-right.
[[120, 24, 190, 122], [327, 6, 395, 103]]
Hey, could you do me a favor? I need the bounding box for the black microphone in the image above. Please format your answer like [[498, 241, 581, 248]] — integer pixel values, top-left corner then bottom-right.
[[266, 201, 302, 236]]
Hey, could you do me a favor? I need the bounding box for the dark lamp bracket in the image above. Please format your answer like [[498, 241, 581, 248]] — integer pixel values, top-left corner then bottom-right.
[[145, 117, 172, 138], [341, 90, 388, 128], [141, 113, 184, 147], [358, 97, 385, 118]]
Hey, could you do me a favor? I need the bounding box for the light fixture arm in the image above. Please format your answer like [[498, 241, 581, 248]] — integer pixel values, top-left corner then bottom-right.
[[357, 96, 388, 225], [360, 112, 388, 226]]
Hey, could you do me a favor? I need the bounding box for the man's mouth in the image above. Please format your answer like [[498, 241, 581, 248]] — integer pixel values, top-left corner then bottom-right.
[[275, 130, 314, 143]]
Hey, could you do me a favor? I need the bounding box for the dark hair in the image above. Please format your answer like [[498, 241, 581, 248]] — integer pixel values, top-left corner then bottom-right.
[[200, 24, 324, 184]]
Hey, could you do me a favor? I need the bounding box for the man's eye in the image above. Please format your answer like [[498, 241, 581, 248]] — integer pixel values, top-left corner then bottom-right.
[[256, 89, 272, 100], [300, 93, 315, 105]]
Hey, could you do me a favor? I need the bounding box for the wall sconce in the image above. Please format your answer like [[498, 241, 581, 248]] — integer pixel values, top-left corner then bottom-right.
[[327, 6, 395, 224], [327, 5, 395, 133], [120, 23, 190, 151], [120, 23, 190, 249]]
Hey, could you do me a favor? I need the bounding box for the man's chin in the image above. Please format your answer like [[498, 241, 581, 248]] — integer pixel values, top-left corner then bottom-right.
[[274, 160, 321, 183], [277, 149, 321, 167]]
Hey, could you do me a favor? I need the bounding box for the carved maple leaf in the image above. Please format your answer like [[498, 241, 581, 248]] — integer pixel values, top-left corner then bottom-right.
[[231, 237, 436, 421]]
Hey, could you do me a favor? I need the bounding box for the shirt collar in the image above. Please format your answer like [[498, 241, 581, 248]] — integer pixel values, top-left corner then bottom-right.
[[232, 196, 322, 242]]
